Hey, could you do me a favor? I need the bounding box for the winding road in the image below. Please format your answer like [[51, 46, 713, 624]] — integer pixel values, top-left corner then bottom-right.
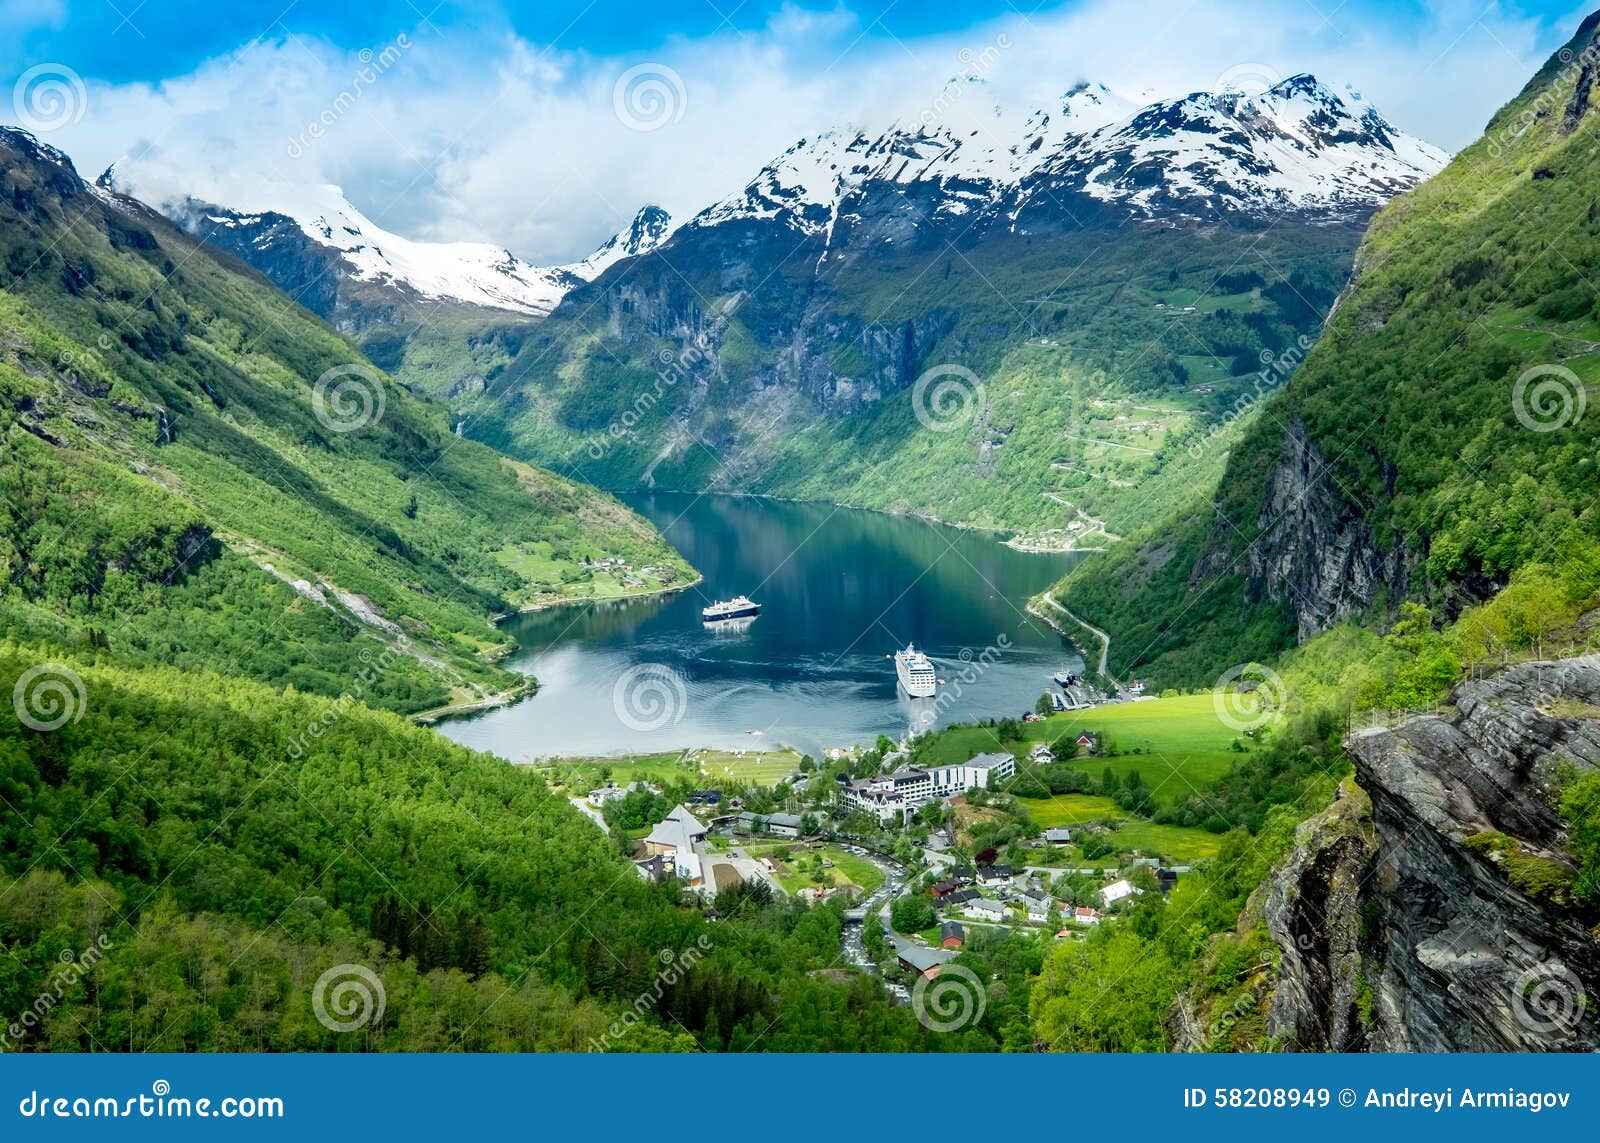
[[1034, 592, 1117, 685]]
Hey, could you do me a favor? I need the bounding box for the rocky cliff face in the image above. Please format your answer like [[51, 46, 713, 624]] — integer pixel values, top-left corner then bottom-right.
[[1265, 656, 1600, 1051], [1238, 417, 1411, 641]]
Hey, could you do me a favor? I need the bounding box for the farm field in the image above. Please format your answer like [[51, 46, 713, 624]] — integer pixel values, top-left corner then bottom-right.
[[535, 747, 803, 788], [915, 694, 1248, 806], [1018, 794, 1223, 862]]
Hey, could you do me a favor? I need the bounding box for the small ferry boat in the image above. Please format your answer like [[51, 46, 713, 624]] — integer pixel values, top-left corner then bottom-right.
[[894, 644, 938, 698], [1053, 668, 1078, 688], [702, 595, 761, 622]]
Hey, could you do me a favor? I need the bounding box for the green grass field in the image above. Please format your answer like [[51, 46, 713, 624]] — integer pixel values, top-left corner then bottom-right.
[[541, 747, 803, 789], [917, 694, 1248, 806], [750, 844, 884, 895], [1016, 794, 1222, 862]]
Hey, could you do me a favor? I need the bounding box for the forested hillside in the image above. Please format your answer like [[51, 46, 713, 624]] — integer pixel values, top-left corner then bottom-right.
[[1052, 12, 1600, 686], [0, 126, 690, 716]]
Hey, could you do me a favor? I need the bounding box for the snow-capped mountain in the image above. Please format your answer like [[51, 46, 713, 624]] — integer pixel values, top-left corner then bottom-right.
[[100, 167, 672, 322], [691, 81, 1137, 238], [1034, 74, 1449, 218], [686, 74, 1445, 244]]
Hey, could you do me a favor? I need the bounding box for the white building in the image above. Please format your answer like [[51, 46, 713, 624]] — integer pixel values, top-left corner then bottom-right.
[[643, 804, 708, 887], [1099, 879, 1143, 909], [837, 752, 1017, 824]]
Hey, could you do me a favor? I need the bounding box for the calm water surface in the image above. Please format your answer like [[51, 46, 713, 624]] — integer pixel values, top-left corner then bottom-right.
[[436, 494, 1087, 760]]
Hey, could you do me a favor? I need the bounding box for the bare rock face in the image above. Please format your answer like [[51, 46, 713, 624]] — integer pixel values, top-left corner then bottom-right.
[[1244, 417, 1409, 641], [1266, 656, 1600, 1051]]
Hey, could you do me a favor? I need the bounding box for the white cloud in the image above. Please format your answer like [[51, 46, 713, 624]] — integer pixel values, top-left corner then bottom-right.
[[41, 0, 1563, 264]]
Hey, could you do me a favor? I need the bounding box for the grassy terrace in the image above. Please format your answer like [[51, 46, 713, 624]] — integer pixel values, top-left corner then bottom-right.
[[743, 843, 885, 895], [918, 693, 1251, 804], [535, 747, 804, 788]]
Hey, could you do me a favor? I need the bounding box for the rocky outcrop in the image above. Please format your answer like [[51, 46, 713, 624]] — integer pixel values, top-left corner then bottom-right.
[[1266, 656, 1600, 1051], [1242, 416, 1411, 641]]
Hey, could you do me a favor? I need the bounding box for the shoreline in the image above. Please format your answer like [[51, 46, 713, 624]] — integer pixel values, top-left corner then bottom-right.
[[490, 572, 704, 623]]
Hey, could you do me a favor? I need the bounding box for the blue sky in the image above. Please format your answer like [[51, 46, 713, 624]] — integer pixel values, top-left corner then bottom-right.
[[4, 0, 1593, 261], [4, 0, 1585, 81]]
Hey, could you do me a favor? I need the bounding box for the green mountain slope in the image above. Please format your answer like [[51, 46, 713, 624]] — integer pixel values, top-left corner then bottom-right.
[[1052, 13, 1600, 684], [0, 127, 691, 715]]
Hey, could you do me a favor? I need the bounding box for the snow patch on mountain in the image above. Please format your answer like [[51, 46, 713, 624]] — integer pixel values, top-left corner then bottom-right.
[[693, 74, 1445, 236], [104, 168, 671, 317]]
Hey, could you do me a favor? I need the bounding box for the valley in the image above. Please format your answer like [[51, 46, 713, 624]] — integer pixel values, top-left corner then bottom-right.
[[5, 2, 1600, 1065]]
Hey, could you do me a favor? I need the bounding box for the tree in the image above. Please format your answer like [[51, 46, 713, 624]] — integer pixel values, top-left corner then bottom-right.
[[1035, 693, 1056, 717], [889, 894, 936, 934]]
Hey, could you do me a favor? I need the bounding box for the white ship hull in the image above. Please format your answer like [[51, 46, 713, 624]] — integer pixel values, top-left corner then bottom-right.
[[895, 648, 938, 698]]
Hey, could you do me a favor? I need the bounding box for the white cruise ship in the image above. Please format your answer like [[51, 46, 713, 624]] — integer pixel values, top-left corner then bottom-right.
[[702, 595, 760, 622], [894, 644, 938, 698]]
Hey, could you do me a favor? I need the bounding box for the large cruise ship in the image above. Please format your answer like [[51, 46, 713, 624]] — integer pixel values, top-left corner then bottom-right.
[[894, 644, 938, 698], [702, 595, 761, 622]]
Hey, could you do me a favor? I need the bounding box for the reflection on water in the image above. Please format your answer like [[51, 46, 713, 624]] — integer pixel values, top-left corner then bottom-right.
[[435, 493, 1088, 761]]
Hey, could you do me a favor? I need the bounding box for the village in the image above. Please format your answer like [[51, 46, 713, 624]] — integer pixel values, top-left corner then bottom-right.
[[576, 707, 1200, 989]]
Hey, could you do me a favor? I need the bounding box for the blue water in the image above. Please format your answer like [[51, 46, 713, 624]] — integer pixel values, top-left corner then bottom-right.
[[435, 493, 1087, 760]]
